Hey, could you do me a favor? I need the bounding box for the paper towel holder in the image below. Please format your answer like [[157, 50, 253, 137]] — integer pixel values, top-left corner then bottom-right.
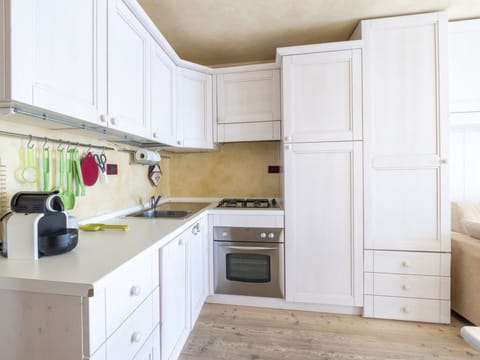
[[134, 150, 161, 165]]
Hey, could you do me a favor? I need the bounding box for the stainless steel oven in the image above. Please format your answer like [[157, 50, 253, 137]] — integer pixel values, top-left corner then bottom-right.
[[214, 226, 284, 298]]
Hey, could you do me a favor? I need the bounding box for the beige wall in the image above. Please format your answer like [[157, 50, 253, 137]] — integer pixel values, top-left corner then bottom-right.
[[169, 141, 281, 198], [0, 118, 169, 220], [0, 117, 281, 220]]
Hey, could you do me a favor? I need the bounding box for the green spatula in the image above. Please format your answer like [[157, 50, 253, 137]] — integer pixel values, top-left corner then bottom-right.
[[80, 224, 129, 231]]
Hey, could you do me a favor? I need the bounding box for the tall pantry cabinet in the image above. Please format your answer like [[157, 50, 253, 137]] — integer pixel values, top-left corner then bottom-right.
[[280, 42, 364, 308], [359, 12, 451, 323]]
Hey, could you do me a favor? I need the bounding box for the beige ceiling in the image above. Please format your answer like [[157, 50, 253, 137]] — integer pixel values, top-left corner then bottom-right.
[[139, 0, 480, 66]]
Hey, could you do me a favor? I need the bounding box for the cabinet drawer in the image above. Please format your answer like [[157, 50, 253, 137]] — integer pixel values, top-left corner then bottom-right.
[[367, 273, 450, 300], [367, 295, 450, 323], [105, 251, 153, 335], [106, 295, 154, 360], [371, 251, 450, 276]]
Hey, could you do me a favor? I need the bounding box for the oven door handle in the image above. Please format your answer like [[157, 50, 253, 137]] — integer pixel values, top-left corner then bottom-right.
[[220, 245, 277, 251]]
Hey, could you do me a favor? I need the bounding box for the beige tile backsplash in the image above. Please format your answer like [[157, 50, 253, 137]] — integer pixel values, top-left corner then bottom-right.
[[169, 142, 281, 198], [0, 117, 280, 219]]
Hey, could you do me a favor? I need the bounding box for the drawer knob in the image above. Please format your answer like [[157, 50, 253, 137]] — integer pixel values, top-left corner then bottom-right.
[[131, 331, 142, 343], [402, 306, 410, 314], [401, 261, 411, 268], [402, 284, 411, 291], [178, 238, 184, 246], [130, 285, 142, 296]]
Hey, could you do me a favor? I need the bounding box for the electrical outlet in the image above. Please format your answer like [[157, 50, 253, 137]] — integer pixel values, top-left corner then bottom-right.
[[268, 165, 280, 174]]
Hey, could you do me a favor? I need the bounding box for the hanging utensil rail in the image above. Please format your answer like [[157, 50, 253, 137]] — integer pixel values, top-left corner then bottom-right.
[[0, 129, 114, 151]]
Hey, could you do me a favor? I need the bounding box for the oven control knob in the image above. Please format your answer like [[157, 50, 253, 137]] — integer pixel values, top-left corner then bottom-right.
[[260, 232, 267, 238], [268, 233, 275, 239]]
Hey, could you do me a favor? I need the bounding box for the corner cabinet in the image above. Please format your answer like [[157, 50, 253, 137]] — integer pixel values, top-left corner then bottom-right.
[[360, 12, 450, 323], [284, 142, 363, 306], [216, 68, 281, 142], [176, 68, 214, 149], [149, 38, 177, 146]]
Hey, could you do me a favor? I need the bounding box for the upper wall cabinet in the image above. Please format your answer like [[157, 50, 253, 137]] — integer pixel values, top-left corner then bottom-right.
[[1, 0, 104, 125], [282, 49, 362, 143], [449, 19, 480, 113], [177, 68, 214, 149], [149, 38, 177, 146], [216, 69, 281, 142], [106, 0, 150, 138]]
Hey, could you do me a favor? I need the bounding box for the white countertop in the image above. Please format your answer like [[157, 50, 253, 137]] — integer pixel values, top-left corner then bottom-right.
[[0, 198, 284, 297]]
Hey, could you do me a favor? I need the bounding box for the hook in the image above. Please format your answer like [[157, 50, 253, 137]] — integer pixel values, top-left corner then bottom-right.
[[57, 140, 64, 151], [66, 141, 71, 151], [101, 147, 106, 156], [43, 137, 49, 149], [87, 144, 92, 153], [27, 135, 34, 149]]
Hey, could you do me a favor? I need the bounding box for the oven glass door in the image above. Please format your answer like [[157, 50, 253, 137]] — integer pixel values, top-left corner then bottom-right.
[[214, 241, 284, 298]]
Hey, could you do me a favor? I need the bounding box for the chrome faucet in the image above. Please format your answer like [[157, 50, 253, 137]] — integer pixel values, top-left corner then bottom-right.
[[150, 195, 162, 209]]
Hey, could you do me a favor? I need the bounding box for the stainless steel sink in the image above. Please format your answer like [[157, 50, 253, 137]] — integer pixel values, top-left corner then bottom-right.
[[126, 202, 210, 219]]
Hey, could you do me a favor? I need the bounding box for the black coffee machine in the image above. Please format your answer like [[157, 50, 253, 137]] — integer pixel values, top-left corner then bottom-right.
[[1, 191, 78, 259]]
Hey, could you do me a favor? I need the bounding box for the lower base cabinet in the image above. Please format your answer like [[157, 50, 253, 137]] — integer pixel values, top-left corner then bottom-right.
[[160, 219, 208, 360]]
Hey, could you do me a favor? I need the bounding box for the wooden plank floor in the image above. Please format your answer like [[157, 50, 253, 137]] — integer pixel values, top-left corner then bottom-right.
[[180, 303, 480, 360]]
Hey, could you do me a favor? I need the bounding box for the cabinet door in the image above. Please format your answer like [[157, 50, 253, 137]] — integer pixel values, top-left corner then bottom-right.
[[107, 0, 149, 137], [189, 219, 208, 327], [150, 38, 177, 146], [282, 49, 362, 143], [217, 70, 280, 124], [362, 12, 449, 252], [449, 19, 480, 113], [284, 142, 363, 306], [177, 68, 213, 148], [160, 236, 189, 360], [27, 0, 103, 125]]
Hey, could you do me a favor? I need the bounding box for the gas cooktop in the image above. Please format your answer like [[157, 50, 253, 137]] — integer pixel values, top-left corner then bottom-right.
[[216, 198, 279, 209]]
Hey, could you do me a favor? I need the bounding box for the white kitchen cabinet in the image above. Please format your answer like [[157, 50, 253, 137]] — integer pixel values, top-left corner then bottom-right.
[[360, 11, 450, 323], [284, 141, 363, 307], [0, 0, 104, 125], [149, 37, 177, 145], [216, 69, 281, 142], [160, 219, 209, 359], [0, 249, 158, 360], [106, 0, 150, 138], [160, 234, 190, 360], [362, 12, 450, 253], [449, 19, 480, 113], [176, 68, 214, 149], [189, 218, 208, 326], [282, 49, 362, 143]]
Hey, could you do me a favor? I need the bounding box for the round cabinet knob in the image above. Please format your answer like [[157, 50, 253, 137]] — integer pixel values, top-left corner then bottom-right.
[[177, 140, 182, 145], [402, 307, 410, 314], [178, 238, 184, 246], [284, 144, 292, 150], [130, 285, 141, 296], [260, 233, 267, 239], [401, 261, 410, 268], [131, 331, 142, 343], [402, 284, 410, 291], [268, 233, 275, 239], [110, 117, 118, 126], [441, 159, 448, 164], [153, 132, 158, 139], [99, 114, 107, 123], [284, 136, 292, 142]]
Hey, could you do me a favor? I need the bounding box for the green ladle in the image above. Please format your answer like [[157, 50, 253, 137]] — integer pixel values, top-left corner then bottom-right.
[[51, 148, 65, 193], [62, 149, 75, 210], [42, 147, 50, 191]]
